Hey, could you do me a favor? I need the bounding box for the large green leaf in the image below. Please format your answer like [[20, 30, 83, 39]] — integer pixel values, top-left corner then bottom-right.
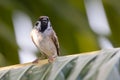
[[0, 48, 119, 80]]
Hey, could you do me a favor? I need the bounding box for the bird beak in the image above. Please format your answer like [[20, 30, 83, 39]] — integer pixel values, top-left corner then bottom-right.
[[41, 20, 48, 25]]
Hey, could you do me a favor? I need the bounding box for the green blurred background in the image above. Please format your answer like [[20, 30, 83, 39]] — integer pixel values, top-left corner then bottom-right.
[[0, 0, 120, 66]]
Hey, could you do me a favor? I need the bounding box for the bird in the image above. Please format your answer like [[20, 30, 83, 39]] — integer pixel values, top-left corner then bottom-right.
[[31, 16, 60, 63]]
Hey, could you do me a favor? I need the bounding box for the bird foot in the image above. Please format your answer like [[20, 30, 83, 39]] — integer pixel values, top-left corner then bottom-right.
[[32, 59, 39, 63], [48, 56, 57, 63]]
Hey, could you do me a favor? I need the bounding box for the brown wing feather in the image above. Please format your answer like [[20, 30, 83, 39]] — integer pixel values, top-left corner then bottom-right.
[[51, 32, 60, 56]]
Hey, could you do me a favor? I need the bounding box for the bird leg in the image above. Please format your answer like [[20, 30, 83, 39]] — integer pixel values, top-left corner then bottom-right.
[[48, 55, 57, 63], [32, 54, 46, 63]]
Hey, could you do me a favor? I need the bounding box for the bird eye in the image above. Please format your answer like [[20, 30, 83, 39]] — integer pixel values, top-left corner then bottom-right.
[[35, 22, 39, 26]]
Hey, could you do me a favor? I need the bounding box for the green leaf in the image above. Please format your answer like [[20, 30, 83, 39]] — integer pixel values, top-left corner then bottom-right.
[[0, 48, 120, 80]]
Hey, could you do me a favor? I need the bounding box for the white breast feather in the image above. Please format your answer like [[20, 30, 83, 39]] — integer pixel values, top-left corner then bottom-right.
[[31, 29, 57, 57]]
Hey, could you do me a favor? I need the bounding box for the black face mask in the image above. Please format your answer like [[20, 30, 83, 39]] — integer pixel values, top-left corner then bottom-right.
[[40, 23, 48, 33], [39, 18, 49, 33]]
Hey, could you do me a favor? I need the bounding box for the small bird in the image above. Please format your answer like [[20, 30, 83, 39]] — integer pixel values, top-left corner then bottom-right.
[[31, 16, 60, 63]]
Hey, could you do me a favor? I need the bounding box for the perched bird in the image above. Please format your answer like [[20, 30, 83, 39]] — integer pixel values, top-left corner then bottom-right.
[[31, 16, 60, 63]]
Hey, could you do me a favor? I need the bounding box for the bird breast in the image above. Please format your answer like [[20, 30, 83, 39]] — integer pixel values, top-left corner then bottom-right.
[[31, 29, 57, 57]]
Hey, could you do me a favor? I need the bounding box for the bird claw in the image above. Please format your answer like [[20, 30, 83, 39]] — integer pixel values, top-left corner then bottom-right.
[[48, 56, 57, 63], [32, 59, 39, 63]]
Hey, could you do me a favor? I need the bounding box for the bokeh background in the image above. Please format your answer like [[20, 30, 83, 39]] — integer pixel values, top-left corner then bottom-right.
[[0, 0, 120, 66]]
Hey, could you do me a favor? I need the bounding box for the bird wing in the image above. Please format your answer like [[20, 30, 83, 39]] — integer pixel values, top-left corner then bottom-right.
[[31, 30, 37, 47], [51, 32, 60, 56], [30, 29, 41, 48]]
